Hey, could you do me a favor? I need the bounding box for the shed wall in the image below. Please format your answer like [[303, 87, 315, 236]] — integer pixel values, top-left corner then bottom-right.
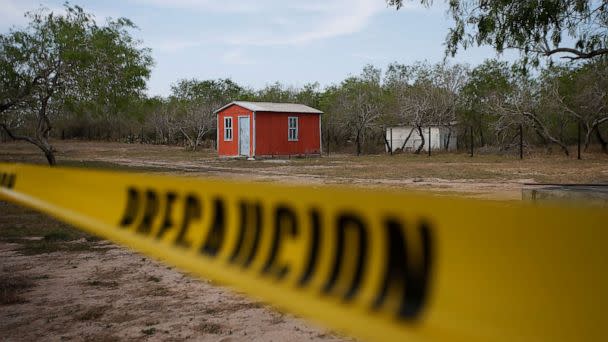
[[217, 104, 253, 157], [386, 126, 457, 152], [255, 112, 321, 156]]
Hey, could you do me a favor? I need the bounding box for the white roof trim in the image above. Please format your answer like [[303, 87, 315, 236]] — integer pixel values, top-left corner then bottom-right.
[[214, 101, 323, 114]]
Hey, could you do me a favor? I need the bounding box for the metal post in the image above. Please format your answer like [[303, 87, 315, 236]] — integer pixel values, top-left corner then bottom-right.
[[519, 124, 523, 160], [326, 129, 330, 156], [428, 126, 431, 157], [470, 126, 474, 157], [578, 121, 581, 160], [389, 128, 393, 155]]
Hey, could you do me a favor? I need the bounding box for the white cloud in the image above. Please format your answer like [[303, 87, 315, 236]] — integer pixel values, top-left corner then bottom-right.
[[131, 0, 264, 13], [134, 0, 388, 47], [0, 1, 119, 31]]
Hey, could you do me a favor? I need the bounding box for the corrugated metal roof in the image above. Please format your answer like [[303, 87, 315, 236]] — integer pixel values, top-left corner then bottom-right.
[[214, 101, 323, 114]]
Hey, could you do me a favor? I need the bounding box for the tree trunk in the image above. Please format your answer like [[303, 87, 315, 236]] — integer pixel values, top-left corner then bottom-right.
[[400, 127, 415, 151], [595, 125, 608, 153], [444, 127, 452, 151], [1, 124, 56, 166], [43, 148, 56, 166], [355, 129, 361, 156], [584, 122, 592, 151], [382, 128, 391, 153], [478, 125, 485, 147], [414, 125, 425, 154], [523, 112, 569, 156]]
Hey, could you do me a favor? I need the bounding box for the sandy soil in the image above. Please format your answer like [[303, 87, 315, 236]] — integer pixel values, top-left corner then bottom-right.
[[0, 233, 348, 342]]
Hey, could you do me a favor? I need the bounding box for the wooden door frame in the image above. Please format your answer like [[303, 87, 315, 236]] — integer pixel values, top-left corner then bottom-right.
[[238, 115, 250, 157]]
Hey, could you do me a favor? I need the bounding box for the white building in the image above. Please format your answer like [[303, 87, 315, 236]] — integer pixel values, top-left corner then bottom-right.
[[385, 126, 457, 152]]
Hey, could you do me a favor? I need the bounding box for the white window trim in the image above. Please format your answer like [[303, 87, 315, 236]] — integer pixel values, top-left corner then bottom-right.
[[288, 116, 298, 141], [224, 116, 233, 141]]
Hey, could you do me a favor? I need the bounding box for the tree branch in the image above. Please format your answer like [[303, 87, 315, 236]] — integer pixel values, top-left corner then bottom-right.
[[0, 124, 43, 148], [544, 47, 608, 60]]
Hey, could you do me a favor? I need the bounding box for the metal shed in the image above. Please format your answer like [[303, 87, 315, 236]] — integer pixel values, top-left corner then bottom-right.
[[214, 101, 323, 158], [385, 125, 457, 152]]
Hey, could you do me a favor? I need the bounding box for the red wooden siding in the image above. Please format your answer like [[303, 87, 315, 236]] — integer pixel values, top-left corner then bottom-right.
[[217, 104, 253, 156], [254, 112, 320, 156]]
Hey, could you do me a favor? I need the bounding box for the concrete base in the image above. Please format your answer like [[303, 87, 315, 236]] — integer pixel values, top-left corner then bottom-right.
[[522, 184, 608, 206]]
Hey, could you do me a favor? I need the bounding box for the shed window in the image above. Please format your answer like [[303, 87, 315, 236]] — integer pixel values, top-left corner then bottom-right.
[[224, 117, 233, 141], [288, 117, 298, 141]]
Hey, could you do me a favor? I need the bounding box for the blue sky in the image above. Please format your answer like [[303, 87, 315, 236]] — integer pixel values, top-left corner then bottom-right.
[[1, 0, 518, 96]]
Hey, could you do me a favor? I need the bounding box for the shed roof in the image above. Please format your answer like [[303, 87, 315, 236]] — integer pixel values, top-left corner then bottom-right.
[[214, 101, 323, 114]]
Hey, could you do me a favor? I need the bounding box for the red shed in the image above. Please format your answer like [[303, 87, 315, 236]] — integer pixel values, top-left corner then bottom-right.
[[214, 101, 323, 158]]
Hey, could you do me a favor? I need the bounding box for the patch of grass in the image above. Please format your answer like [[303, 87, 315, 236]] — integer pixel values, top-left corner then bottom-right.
[[146, 285, 171, 297], [144, 320, 159, 326], [17, 240, 96, 255], [195, 321, 224, 334], [78, 305, 110, 321], [0, 274, 35, 305], [147, 275, 161, 283], [85, 280, 118, 288], [0, 204, 102, 255], [141, 327, 156, 336], [60, 160, 185, 173], [43, 230, 76, 241], [0, 203, 98, 246]]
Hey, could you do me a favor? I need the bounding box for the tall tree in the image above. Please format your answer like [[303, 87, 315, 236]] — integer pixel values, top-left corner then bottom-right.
[[170, 78, 245, 150], [0, 5, 152, 164], [491, 74, 572, 155], [460, 59, 513, 146], [385, 62, 467, 153], [338, 65, 384, 155], [387, 0, 608, 65], [542, 59, 608, 152]]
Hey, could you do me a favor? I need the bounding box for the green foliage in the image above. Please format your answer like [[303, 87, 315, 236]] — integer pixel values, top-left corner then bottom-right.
[[387, 0, 608, 65], [459, 59, 513, 145], [0, 3, 153, 163]]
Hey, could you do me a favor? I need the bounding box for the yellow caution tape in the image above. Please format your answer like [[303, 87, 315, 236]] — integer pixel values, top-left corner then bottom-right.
[[0, 163, 607, 341]]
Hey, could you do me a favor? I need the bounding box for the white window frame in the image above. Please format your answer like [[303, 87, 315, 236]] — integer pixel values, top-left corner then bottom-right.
[[288, 116, 298, 141], [224, 117, 233, 141]]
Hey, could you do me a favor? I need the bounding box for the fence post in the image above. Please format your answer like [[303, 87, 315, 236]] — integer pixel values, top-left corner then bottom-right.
[[519, 124, 523, 160], [470, 126, 474, 157], [428, 126, 431, 157], [578, 121, 581, 160], [326, 129, 330, 156], [389, 128, 393, 156]]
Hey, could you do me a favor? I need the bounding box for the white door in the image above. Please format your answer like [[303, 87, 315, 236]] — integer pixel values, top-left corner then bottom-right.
[[239, 117, 250, 156]]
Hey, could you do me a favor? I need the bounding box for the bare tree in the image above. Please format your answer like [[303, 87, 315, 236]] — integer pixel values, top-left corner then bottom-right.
[[175, 100, 218, 151], [544, 61, 608, 152], [386, 62, 467, 154], [491, 77, 571, 155], [337, 66, 384, 155]]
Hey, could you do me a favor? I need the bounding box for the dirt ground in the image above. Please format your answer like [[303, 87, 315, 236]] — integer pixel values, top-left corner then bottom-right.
[[1, 140, 607, 341], [3, 140, 608, 199], [0, 202, 349, 342]]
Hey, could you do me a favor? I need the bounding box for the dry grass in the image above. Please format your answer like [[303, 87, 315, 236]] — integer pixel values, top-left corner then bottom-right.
[[77, 305, 110, 321], [0, 273, 35, 305], [0, 202, 102, 255], [2, 140, 606, 185], [195, 321, 224, 334]]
